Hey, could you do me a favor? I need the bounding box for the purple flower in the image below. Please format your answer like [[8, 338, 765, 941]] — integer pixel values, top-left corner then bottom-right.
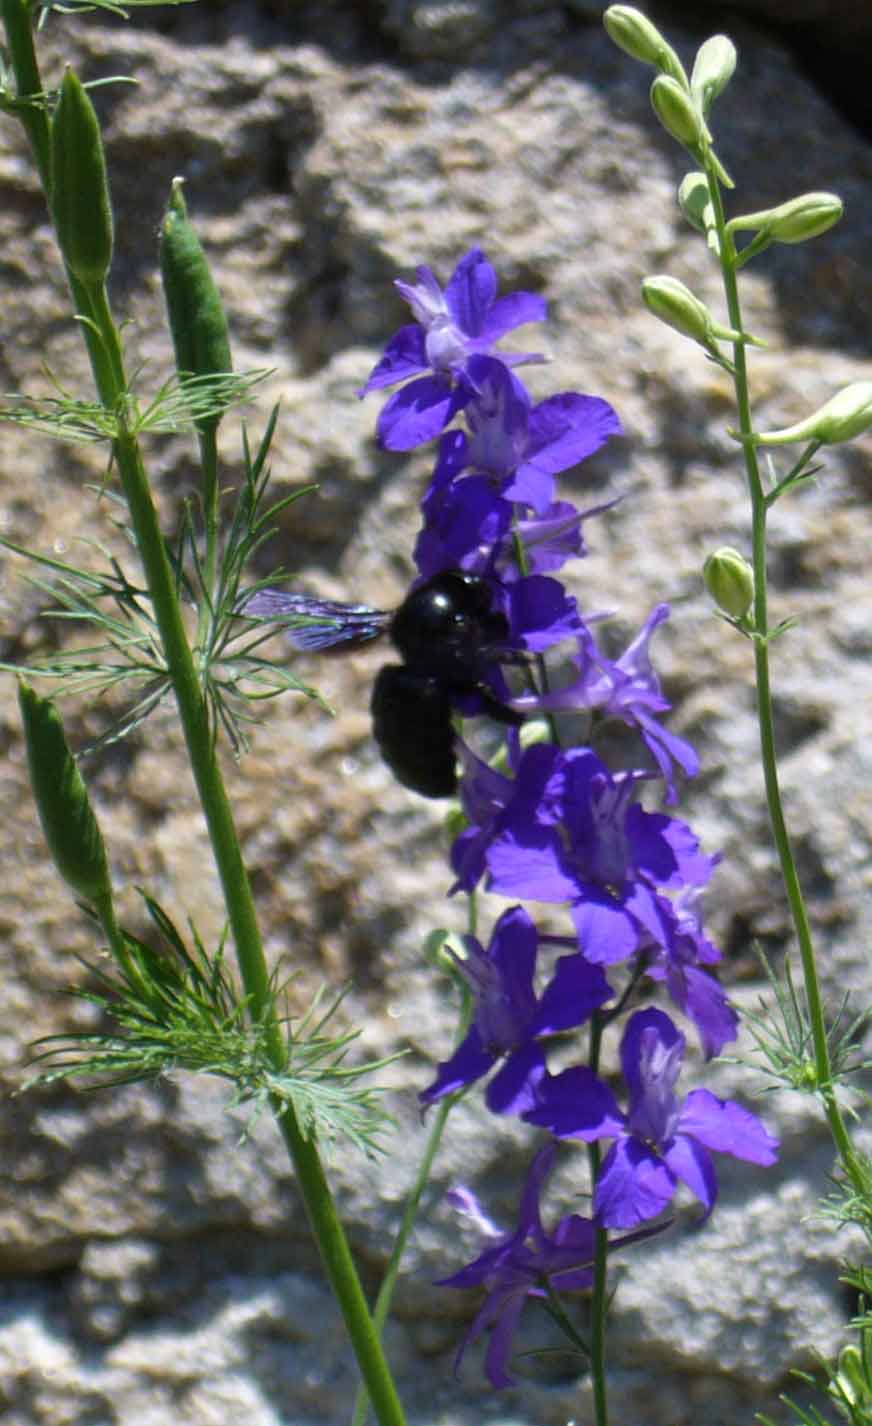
[[525, 1008, 778, 1228], [451, 740, 566, 895], [438, 1144, 597, 1388], [359, 249, 548, 450], [511, 604, 699, 802], [643, 888, 739, 1058], [486, 747, 717, 965], [420, 905, 612, 1114], [411, 354, 622, 512]]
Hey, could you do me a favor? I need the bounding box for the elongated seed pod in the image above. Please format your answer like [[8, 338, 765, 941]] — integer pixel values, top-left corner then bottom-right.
[[18, 680, 112, 907], [159, 177, 232, 432], [50, 68, 114, 286]]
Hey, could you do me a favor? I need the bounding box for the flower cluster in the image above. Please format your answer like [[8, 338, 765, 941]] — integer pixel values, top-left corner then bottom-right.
[[361, 248, 778, 1387]]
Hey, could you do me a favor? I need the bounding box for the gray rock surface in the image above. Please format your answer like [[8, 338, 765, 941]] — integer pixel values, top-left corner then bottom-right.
[[0, 4, 870, 1423]]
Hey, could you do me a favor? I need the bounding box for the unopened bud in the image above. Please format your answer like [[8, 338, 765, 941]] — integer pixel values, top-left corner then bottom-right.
[[703, 547, 754, 619], [691, 35, 737, 115], [603, 6, 688, 86], [641, 275, 741, 348], [728, 192, 843, 247], [50, 69, 114, 286], [650, 75, 704, 149], [18, 680, 113, 908], [756, 381, 872, 447], [677, 172, 711, 231]]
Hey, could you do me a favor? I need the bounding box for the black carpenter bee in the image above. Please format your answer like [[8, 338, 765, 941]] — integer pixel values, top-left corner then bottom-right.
[[244, 570, 524, 798]]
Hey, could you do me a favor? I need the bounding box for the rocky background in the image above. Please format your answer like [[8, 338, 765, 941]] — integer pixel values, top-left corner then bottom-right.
[[0, 2, 871, 1423]]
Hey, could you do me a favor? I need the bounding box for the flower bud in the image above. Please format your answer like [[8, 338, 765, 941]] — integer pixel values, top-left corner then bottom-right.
[[691, 35, 737, 115], [755, 382, 872, 447], [650, 75, 704, 149], [160, 177, 233, 434], [18, 680, 113, 908], [677, 172, 711, 232], [703, 547, 754, 619], [50, 69, 114, 286], [641, 275, 740, 348], [603, 6, 687, 86], [728, 192, 843, 246]]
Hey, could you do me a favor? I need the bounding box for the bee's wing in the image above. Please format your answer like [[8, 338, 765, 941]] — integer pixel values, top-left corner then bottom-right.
[[241, 588, 391, 652]]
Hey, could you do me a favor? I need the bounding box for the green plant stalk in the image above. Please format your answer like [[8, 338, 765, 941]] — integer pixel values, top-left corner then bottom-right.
[[115, 425, 406, 1426], [196, 422, 220, 644], [587, 1009, 609, 1426], [705, 163, 859, 1182], [1, 0, 49, 188], [351, 1091, 456, 1426], [1, 13, 408, 1423]]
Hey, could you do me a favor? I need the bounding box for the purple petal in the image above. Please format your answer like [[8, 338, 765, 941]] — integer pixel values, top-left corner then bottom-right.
[[487, 828, 579, 902], [480, 290, 548, 342], [523, 1065, 624, 1140], [621, 1008, 684, 1108], [672, 964, 739, 1060], [595, 1138, 676, 1227], [571, 894, 640, 964], [663, 1133, 718, 1218], [678, 1089, 779, 1164], [483, 1291, 526, 1389], [358, 324, 428, 395], [506, 575, 584, 652], [419, 1024, 495, 1107], [445, 248, 498, 337], [486, 1043, 547, 1115], [530, 954, 613, 1036], [377, 374, 467, 450]]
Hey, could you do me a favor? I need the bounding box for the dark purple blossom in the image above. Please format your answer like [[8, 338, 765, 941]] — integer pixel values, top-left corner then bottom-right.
[[420, 905, 612, 1114], [359, 249, 548, 450], [525, 1008, 778, 1228], [438, 1144, 598, 1388], [451, 740, 566, 895], [486, 747, 716, 965]]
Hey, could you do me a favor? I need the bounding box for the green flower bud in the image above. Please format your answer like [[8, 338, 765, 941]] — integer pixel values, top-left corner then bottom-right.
[[650, 75, 704, 149], [50, 69, 114, 286], [677, 171, 711, 232], [703, 547, 754, 619], [691, 35, 737, 115], [728, 191, 843, 248], [755, 381, 872, 447], [641, 274, 741, 348], [18, 681, 113, 907], [603, 6, 688, 86], [159, 177, 233, 433]]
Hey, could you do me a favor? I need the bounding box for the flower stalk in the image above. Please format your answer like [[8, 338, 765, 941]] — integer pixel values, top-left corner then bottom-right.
[[701, 125, 860, 1185], [1, 9, 407, 1422]]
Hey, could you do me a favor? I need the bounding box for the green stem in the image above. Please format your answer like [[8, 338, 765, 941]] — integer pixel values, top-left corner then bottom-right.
[[113, 426, 406, 1426], [196, 423, 220, 646], [351, 1093, 457, 1426], [706, 163, 858, 1180], [587, 1009, 609, 1426], [1, 0, 49, 190], [1, 13, 408, 1421]]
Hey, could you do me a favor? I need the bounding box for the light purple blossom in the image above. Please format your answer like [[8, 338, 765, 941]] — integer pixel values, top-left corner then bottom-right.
[[510, 604, 699, 802], [359, 249, 548, 450]]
